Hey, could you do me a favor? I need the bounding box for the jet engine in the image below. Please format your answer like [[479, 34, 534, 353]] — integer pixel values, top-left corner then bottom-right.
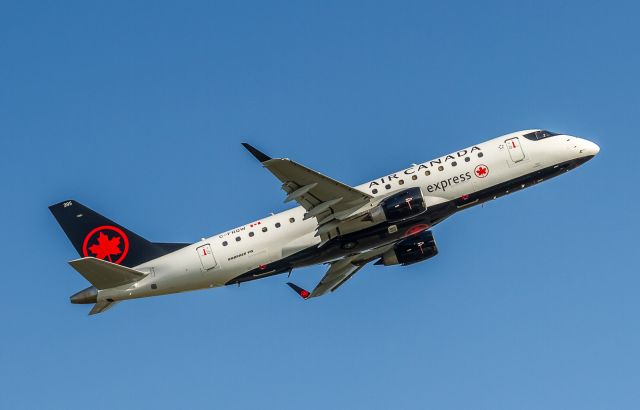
[[365, 187, 427, 224], [375, 230, 438, 266]]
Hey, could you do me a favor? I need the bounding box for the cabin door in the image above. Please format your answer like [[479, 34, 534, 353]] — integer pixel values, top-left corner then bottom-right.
[[196, 244, 217, 270], [505, 137, 525, 163]]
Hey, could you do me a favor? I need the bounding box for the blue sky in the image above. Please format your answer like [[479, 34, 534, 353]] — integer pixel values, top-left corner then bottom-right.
[[1, 1, 638, 409]]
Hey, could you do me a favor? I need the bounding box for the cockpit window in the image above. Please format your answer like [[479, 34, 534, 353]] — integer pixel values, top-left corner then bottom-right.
[[523, 130, 561, 141]]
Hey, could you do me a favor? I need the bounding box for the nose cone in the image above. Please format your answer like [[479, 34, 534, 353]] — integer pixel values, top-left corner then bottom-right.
[[584, 140, 600, 156]]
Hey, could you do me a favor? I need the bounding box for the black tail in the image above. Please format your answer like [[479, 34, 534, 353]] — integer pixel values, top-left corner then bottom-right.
[[49, 200, 189, 268]]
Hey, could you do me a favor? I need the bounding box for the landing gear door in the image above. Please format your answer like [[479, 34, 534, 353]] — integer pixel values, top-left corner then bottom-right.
[[197, 244, 217, 270], [505, 137, 525, 163]]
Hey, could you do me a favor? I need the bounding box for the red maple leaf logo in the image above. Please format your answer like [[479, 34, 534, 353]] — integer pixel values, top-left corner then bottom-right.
[[88, 232, 122, 262], [475, 165, 489, 178]]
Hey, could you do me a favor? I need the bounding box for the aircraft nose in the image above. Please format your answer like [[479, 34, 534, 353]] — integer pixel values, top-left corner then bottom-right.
[[583, 140, 600, 156]]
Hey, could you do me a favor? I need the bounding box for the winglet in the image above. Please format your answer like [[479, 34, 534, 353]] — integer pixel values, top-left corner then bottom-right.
[[286, 282, 311, 299], [242, 143, 271, 163]]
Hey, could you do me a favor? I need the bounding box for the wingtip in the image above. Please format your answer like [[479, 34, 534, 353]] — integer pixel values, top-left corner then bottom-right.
[[286, 282, 311, 299], [242, 143, 271, 162]]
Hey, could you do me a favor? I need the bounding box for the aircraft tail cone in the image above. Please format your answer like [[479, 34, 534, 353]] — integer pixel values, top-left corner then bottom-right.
[[70, 286, 98, 304]]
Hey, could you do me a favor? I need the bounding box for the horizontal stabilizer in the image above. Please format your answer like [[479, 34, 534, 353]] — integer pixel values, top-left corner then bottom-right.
[[69, 257, 146, 290], [89, 300, 119, 315]]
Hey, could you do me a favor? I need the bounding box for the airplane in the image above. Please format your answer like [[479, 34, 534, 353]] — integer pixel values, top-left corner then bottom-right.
[[49, 129, 600, 315]]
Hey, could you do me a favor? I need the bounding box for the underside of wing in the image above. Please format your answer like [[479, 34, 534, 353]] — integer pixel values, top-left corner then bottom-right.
[[287, 244, 395, 299]]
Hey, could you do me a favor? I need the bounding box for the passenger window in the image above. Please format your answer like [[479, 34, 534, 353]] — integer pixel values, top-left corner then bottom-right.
[[289, 217, 295, 223], [399, 179, 404, 185], [438, 166, 444, 171], [372, 189, 378, 194], [262, 227, 268, 233], [451, 161, 457, 167], [222, 241, 228, 246], [235, 236, 241, 242], [275, 222, 281, 228], [478, 152, 484, 158], [249, 232, 254, 237], [425, 170, 431, 176], [412, 175, 417, 180], [385, 184, 391, 189], [465, 157, 470, 162]]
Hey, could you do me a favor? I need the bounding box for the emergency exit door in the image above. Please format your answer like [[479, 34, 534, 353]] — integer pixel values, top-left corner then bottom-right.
[[505, 137, 525, 162], [197, 244, 217, 270]]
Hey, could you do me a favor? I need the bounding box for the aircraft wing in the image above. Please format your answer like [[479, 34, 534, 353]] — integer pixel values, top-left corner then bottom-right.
[[242, 143, 373, 239], [286, 244, 394, 299]]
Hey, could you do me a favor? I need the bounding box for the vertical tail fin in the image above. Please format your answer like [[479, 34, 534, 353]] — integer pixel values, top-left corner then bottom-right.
[[49, 200, 188, 268]]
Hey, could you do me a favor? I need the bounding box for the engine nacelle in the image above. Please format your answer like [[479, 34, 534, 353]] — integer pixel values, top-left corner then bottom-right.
[[376, 230, 438, 266], [366, 187, 427, 224]]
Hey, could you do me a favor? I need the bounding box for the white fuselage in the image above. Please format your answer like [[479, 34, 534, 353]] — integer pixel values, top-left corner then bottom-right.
[[98, 130, 599, 303]]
